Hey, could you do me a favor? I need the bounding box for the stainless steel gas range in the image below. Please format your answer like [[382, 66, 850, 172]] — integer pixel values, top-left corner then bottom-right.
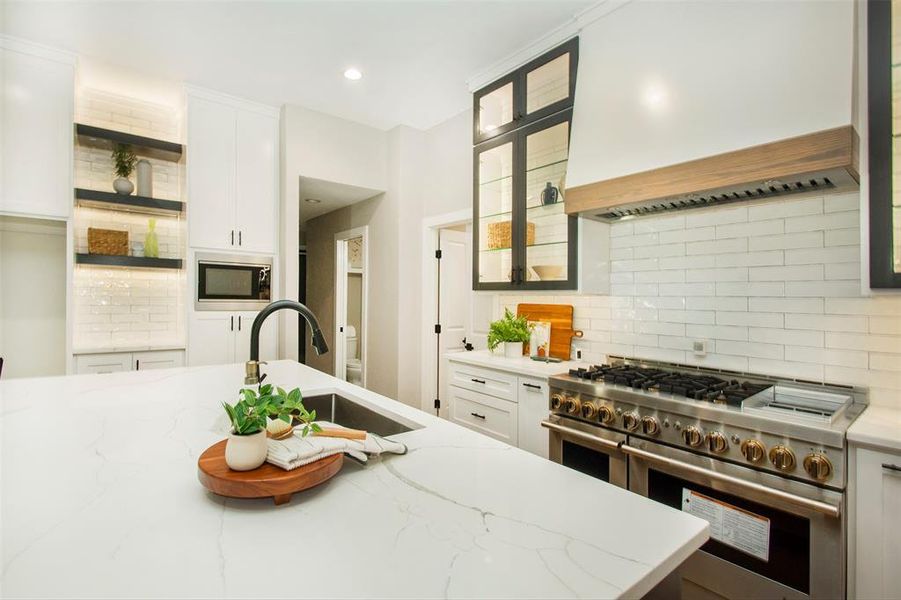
[[543, 356, 866, 600]]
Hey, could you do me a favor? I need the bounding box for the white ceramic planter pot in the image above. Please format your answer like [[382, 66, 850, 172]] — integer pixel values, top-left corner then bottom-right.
[[113, 177, 134, 195], [224, 430, 268, 471], [504, 341, 524, 358]]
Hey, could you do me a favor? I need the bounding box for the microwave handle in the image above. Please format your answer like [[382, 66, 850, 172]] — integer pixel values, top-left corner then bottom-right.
[[620, 444, 841, 518], [541, 420, 621, 452]]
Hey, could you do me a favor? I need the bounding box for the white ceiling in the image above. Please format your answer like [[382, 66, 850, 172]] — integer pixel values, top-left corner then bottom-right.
[[299, 176, 382, 227], [1, 1, 593, 131]]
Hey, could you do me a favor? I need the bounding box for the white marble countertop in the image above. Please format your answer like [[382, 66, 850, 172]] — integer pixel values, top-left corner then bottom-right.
[[848, 404, 901, 453], [445, 349, 587, 379], [0, 361, 707, 599]]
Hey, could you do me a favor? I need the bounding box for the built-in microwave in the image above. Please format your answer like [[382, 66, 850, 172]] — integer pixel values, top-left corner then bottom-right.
[[195, 252, 272, 311]]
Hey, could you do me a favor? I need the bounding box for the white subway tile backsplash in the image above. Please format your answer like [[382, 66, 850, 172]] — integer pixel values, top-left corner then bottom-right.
[[492, 193, 901, 407]]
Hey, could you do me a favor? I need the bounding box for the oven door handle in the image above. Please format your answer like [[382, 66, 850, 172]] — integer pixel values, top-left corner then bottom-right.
[[540, 420, 622, 453], [620, 444, 841, 518]]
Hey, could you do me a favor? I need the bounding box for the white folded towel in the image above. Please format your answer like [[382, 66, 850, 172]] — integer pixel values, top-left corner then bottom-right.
[[266, 421, 407, 471]]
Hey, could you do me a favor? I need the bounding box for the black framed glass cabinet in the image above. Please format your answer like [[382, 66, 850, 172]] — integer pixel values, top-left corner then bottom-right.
[[868, 0, 901, 287], [473, 39, 579, 291]]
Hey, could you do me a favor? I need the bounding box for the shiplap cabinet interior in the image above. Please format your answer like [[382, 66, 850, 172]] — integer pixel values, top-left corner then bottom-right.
[[75, 350, 185, 375], [188, 311, 277, 366], [852, 445, 901, 599], [0, 37, 74, 220], [186, 89, 278, 254]]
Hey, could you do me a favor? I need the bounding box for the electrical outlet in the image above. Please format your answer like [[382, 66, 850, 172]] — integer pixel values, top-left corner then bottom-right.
[[692, 340, 707, 357]]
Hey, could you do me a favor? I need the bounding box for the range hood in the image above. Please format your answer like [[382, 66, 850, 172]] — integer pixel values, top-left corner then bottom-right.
[[565, 126, 859, 222]]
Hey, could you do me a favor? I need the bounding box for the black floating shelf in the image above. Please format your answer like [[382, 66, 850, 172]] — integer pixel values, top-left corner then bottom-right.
[[75, 254, 183, 270], [75, 124, 183, 161], [74, 188, 184, 215]]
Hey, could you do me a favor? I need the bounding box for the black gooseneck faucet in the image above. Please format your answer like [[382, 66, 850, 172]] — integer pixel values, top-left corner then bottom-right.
[[245, 300, 329, 385]]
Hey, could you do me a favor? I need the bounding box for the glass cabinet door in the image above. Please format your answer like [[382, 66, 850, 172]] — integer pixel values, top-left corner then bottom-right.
[[524, 38, 577, 122], [474, 78, 516, 142], [475, 139, 515, 285], [523, 114, 575, 285]]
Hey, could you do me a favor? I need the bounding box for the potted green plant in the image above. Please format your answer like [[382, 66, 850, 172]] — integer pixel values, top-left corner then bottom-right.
[[111, 143, 137, 195], [487, 308, 531, 358], [221, 384, 321, 471]]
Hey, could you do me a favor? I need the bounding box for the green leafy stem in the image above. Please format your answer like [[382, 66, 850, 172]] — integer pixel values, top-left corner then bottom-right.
[[222, 384, 323, 437]]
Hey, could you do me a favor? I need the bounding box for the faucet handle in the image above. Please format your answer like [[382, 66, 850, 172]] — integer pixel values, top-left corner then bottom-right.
[[244, 360, 262, 385]]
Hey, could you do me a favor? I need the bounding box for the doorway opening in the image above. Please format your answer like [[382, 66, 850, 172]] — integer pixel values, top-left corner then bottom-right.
[[335, 226, 368, 387]]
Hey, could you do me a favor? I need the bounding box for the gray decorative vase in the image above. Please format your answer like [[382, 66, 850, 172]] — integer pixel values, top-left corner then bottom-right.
[[136, 159, 153, 197], [113, 177, 134, 195]]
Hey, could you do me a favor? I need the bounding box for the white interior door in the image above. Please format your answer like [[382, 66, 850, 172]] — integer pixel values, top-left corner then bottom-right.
[[334, 238, 348, 381], [437, 228, 470, 416]]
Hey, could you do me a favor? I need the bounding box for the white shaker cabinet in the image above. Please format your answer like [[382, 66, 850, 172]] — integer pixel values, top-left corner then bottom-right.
[[0, 38, 74, 220], [188, 310, 277, 366], [75, 349, 185, 374], [852, 445, 901, 600], [186, 89, 278, 254]]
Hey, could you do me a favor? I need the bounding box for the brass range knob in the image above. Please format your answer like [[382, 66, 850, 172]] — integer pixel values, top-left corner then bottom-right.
[[803, 453, 833, 481], [581, 402, 597, 420], [740, 439, 766, 463], [769, 445, 796, 471], [682, 426, 704, 447], [622, 411, 640, 432], [706, 431, 729, 454], [598, 405, 615, 425], [564, 397, 581, 415], [550, 394, 564, 410], [641, 416, 660, 436]]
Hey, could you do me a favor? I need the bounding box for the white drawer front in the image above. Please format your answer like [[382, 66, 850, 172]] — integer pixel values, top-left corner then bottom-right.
[[75, 352, 133, 375], [449, 387, 517, 445], [516, 375, 550, 459], [133, 350, 185, 371], [448, 361, 517, 402]]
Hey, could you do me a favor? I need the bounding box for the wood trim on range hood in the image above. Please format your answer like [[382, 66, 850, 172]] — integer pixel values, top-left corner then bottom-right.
[[565, 126, 860, 221]]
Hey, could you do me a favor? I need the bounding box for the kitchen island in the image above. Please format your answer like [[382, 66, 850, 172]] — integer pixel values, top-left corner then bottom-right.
[[0, 361, 707, 598]]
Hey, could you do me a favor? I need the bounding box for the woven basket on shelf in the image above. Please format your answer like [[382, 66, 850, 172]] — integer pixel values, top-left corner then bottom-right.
[[88, 228, 129, 256], [487, 221, 536, 250]]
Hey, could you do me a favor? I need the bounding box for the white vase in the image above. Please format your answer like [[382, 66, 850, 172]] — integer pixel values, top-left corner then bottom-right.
[[113, 177, 134, 195], [136, 159, 153, 197], [504, 341, 524, 358], [224, 430, 268, 471]]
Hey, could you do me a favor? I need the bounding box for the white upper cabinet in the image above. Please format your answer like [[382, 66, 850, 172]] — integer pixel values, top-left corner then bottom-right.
[[0, 38, 74, 220], [186, 89, 278, 254], [235, 109, 278, 254], [187, 96, 236, 250]]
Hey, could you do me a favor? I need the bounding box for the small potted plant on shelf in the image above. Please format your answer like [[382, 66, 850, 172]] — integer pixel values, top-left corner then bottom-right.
[[221, 384, 321, 471], [111, 143, 137, 195], [487, 308, 532, 358]]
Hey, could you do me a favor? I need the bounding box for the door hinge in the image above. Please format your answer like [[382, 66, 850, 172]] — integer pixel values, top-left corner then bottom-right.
[[435, 249, 442, 259], [434, 324, 441, 334]]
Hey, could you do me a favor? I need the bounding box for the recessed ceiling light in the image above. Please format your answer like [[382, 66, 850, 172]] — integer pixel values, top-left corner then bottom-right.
[[305, 198, 322, 204], [343, 68, 363, 81]]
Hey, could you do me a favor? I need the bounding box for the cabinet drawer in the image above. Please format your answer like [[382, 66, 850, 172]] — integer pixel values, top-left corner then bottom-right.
[[449, 387, 517, 445], [75, 352, 132, 375], [133, 350, 185, 371], [448, 361, 517, 402]]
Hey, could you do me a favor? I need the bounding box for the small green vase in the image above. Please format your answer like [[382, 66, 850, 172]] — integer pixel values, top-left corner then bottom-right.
[[144, 218, 159, 258]]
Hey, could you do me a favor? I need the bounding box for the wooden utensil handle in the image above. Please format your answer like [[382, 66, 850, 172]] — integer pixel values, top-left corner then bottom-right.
[[313, 427, 367, 441]]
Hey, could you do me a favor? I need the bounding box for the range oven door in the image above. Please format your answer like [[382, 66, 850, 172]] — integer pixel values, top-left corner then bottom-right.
[[624, 438, 843, 600], [541, 415, 627, 488]]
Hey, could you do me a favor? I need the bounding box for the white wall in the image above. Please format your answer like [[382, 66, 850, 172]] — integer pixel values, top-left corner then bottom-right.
[[567, 0, 856, 188], [0, 217, 67, 378], [279, 104, 388, 360]]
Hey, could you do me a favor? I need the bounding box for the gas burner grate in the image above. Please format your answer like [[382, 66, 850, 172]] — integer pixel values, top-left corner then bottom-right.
[[569, 364, 771, 407]]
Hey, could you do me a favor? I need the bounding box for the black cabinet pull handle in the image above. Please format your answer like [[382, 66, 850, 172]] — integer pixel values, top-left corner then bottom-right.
[[471, 378, 486, 384], [238, 231, 242, 246], [522, 383, 541, 390], [230, 315, 234, 331], [238, 315, 242, 331], [135, 359, 140, 371], [470, 412, 486, 420], [231, 230, 235, 246], [883, 463, 901, 474]]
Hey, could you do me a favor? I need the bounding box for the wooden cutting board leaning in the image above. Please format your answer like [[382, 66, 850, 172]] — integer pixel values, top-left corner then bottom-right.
[[516, 303, 583, 360]]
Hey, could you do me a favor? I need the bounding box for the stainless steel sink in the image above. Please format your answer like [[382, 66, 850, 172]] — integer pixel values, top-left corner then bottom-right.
[[301, 393, 419, 437]]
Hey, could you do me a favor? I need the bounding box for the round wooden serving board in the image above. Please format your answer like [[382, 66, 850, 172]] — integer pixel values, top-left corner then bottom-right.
[[197, 440, 343, 505]]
